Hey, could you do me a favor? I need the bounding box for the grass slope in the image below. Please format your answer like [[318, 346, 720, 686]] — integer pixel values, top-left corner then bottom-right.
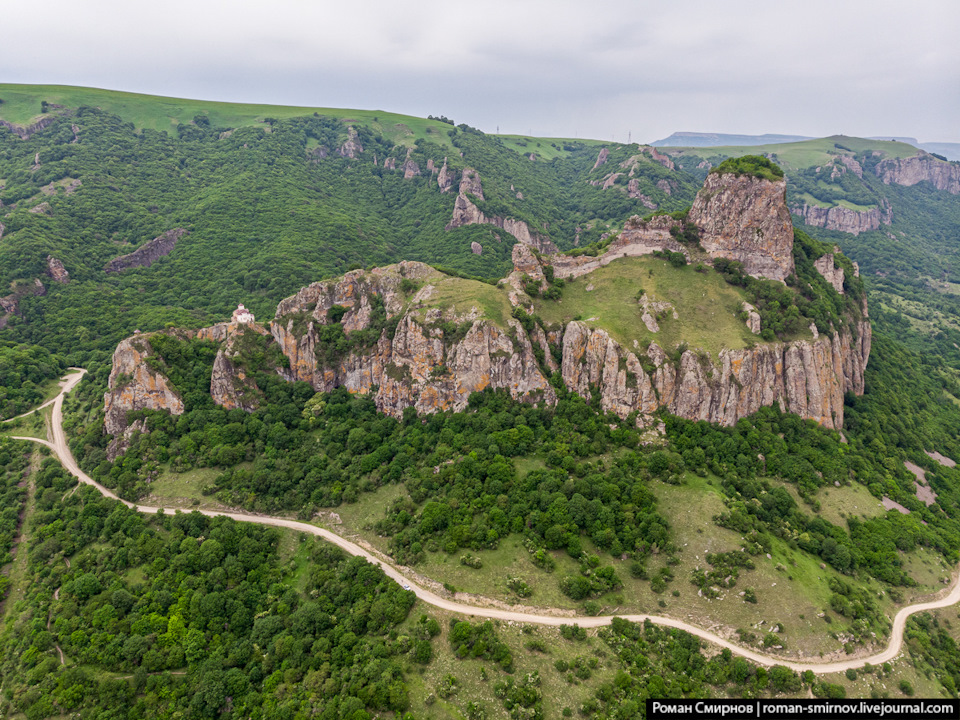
[[0, 83, 461, 149], [534, 255, 762, 355]]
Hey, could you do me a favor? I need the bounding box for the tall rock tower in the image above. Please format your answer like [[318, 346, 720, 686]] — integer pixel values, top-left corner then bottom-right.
[[688, 160, 795, 282]]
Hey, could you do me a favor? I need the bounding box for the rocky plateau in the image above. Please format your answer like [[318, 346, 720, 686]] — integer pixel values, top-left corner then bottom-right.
[[103, 169, 870, 455]]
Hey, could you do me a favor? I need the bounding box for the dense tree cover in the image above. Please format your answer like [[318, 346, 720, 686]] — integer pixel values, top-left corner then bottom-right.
[[580, 618, 817, 717], [904, 614, 960, 697], [0, 458, 424, 719], [711, 155, 785, 181], [60, 320, 960, 617], [0, 440, 30, 600], [0, 340, 65, 418]]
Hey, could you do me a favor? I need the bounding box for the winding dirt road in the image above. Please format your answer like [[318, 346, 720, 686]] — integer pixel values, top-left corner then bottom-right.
[[13, 369, 960, 674]]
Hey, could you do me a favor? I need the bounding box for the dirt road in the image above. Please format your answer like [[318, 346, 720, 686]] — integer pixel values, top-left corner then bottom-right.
[[14, 369, 959, 674]]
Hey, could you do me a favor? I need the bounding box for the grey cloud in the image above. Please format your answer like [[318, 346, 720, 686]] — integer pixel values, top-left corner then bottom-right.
[[1, 0, 957, 142]]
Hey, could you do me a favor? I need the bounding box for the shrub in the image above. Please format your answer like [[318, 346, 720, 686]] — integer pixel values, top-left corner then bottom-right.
[[711, 155, 784, 181]]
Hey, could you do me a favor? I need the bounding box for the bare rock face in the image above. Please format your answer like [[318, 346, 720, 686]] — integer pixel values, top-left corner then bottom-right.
[[46, 256, 70, 283], [601, 173, 622, 190], [0, 115, 59, 140], [0, 222, 4, 240], [103, 250, 871, 450], [875, 152, 960, 194], [104, 228, 188, 274], [209, 325, 272, 411], [837, 155, 864, 178], [437, 159, 456, 192], [104, 335, 185, 459], [459, 167, 484, 200], [548, 215, 688, 280], [644, 147, 675, 170], [269, 264, 556, 418], [383, 157, 396, 170], [742, 302, 762, 334], [470, 241, 483, 255], [560, 319, 870, 430], [511, 243, 545, 283], [403, 158, 421, 180], [793, 201, 891, 235], [814, 254, 845, 294], [688, 173, 795, 282], [338, 127, 363, 159], [592, 148, 609, 171]]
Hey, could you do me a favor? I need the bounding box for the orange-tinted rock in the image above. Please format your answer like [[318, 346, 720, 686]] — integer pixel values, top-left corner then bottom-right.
[[689, 173, 794, 282]]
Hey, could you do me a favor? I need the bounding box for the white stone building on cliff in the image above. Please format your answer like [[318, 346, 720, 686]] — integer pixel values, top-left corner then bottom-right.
[[232, 304, 255, 323]]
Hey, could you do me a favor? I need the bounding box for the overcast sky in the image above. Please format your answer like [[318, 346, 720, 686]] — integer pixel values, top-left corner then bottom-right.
[[3, 0, 958, 143]]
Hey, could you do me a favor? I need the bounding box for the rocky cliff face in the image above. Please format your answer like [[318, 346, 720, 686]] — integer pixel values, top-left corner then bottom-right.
[[338, 127, 363, 159], [792, 201, 891, 235], [688, 173, 795, 282], [104, 335, 185, 459], [547, 216, 689, 280], [445, 168, 559, 253], [104, 228, 188, 274], [46, 255, 70, 283], [875, 152, 960, 194], [103, 321, 272, 457], [269, 262, 555, 417], [560, 320, 869, 430], [814, 253, 846, 294]]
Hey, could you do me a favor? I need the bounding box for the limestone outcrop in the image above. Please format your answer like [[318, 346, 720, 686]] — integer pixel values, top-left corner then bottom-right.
[[338, 127, 363, 159], [46, 255, 70, 284], [688, 173, 795, 282], [559, 319, 870, 430], [104, 255, 870, 454], [814, 254, 845, 294], [792, 201, 891, 235], [0, 115, 60, 140], [547, 215, 689, 280], [445, 168, 558, 253], [104, 228, 188, 274], [741, 302, 762, 334], [874, 152, 960, 194], [104, 335, 185, 459], [103, 161, 872, 455], [437, 159, 456, 192], [269, 262, 556, 418]]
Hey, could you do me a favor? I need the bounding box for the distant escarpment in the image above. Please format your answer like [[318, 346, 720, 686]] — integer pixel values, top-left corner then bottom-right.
[[792, 201, 892, 235], [104, 228, 188, 274], [103, 164, 870, 453], [874, 152, 960, 194]]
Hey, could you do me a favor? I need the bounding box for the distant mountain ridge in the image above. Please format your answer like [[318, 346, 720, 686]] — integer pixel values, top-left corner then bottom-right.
[[651, 132, 813, 147], [653, 131, 960, 161]]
